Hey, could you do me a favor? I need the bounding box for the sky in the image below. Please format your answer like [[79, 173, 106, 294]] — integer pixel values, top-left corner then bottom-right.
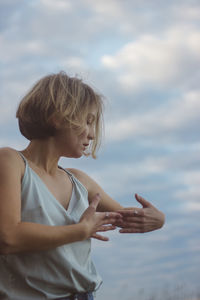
[[0, 0, 200, 299]]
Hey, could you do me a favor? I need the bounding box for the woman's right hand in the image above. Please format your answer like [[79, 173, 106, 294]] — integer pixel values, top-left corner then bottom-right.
[[80, 194, 122, 241]]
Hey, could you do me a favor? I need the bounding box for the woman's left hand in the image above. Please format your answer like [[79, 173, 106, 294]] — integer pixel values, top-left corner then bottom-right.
[[116, 194, 165, 233]]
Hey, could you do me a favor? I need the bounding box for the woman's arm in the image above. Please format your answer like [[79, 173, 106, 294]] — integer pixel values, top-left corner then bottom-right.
[[0, 148, 120, 254], [68, 168, 123, 211], [69, 169, 165, 233]]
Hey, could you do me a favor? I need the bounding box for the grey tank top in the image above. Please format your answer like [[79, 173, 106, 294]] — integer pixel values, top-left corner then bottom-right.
[[0, 153, 102, 300]]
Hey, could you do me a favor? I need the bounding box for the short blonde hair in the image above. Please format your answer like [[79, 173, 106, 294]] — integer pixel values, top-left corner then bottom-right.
[[16, 71, 104, 158]]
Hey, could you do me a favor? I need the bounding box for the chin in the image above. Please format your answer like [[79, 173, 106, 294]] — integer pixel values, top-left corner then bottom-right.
[[75, 154, 83, 158], [62, 148, 84, 158], [71, 152, 83, 159]]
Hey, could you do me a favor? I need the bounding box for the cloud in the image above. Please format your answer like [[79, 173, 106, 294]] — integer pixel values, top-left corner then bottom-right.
[[102, 27, 200, 91], [105, 90, 200, 143], [174, 170, 200, 211], [0, 136, 28, 149], [0, 2, 200, 299], [173, 2, 200, 22], [185, 201, 200, 212], [61, 56, 87, 72], [40, 0, 71, 11], [85, 0, 123, 18]]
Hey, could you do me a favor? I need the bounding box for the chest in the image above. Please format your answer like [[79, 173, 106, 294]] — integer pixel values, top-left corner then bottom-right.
[[31, 167, 73, 210]]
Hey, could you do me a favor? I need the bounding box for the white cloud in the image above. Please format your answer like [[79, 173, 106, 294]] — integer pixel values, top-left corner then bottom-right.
[[174, 170, 200, 211], [0, 136, 28, 149], [173, 3, 200, 21], [105, 90, 200, 142], [83, 0, 124, 20], [62, 56, 87, 70], [102, 27, 200, 90], [0, 35, 46, 62], [185, 201, 200, 212], [0, 105, 15, 124], [1, 2, 200, 298], [89, 155, 173, 198], [40, 0, 71, 11]]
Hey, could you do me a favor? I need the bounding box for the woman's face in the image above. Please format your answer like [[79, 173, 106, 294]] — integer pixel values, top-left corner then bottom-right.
[[55, 107, 97, 158]]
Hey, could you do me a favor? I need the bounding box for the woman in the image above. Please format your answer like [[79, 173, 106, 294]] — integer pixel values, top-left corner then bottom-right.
[[0, 72, 165, 300]]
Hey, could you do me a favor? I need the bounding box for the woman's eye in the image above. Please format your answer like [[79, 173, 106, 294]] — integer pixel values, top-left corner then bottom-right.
[[87, 119, 93, 125], [86, 114, 95, 125]]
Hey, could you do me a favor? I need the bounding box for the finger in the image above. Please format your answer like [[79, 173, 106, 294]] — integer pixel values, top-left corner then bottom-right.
[[119, 228, 145, 233], [119, 224, 157, 233], [96, 225, 116, 232], [117, 209, 144, 217], [121, 216, 145, 223], [96, 212, 122, 226], [135, 193, 153, 208], [118, 222, 144, 229], [101, 217, 123, 226], [104, 212, 122, 219], [90, 193, 101, 210], [118, 216, 146, 227], [92, 233, 109, 241]]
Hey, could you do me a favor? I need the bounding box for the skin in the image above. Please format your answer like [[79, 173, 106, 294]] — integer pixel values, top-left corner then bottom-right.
[[0, 107, 165, 254]]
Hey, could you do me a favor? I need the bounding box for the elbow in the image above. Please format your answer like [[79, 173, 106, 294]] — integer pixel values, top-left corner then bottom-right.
[[0, 231, 17, 255], [0, 245, 10, 255], [0, 240, 10, 255]]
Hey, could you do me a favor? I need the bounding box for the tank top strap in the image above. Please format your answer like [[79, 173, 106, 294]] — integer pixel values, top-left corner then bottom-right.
[[58, 167, 87, 196], [58, 166, 74, 183], [17, 153, 75, 187], [17, 151, 28, 165]]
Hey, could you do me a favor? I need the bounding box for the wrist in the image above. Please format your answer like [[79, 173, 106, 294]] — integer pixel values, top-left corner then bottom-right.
[[76, 222, 90, 241]]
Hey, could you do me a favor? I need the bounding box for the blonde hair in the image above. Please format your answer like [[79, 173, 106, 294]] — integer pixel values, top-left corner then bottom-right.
[[16, 71, 104, 158]]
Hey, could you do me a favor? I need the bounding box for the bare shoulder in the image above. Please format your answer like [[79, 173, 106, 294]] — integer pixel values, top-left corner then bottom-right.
[[0, 147, 24, 177], [0, 147, 21, 163], [67, 167, 102, 200], [67, 168, 91, 189]]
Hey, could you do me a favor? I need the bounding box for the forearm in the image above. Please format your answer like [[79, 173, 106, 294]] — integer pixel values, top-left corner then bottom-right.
[[0, 222, 87, 255], [97, 199, 123, 212]]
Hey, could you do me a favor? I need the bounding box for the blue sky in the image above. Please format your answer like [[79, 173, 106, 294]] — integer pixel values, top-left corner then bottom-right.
[[1, 1, 200, 299]]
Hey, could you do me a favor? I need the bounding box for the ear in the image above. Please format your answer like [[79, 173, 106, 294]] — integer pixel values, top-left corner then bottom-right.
[[48, 114, 62, 130]]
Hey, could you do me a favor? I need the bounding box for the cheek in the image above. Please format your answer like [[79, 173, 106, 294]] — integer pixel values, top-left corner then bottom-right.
[[79, 128, 88, 138]]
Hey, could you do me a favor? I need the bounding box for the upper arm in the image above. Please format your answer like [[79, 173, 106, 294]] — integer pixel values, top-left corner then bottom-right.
[[0, 148, 24, 232], [68, 168, 123, 212]]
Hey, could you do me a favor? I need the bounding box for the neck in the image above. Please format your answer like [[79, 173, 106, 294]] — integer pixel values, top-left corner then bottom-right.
[[21, 139, 61, 174]]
